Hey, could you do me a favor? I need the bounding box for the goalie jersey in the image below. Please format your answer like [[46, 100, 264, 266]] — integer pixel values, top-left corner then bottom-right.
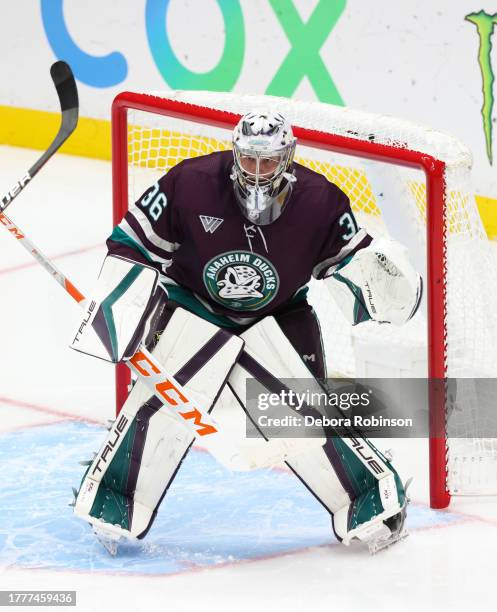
[[107, 150, 371, 327]]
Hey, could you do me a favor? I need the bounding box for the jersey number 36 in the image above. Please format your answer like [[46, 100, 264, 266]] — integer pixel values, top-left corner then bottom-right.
[[140, 182, 167, 221]]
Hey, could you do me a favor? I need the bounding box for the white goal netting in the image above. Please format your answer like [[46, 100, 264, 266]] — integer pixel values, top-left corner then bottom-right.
[[115, 90, 497, 500]]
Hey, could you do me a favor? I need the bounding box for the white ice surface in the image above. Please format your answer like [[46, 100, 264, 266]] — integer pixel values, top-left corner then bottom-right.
[[0, 146, 496, 612]]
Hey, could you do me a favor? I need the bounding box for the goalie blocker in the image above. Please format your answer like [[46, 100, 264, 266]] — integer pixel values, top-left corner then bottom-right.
[[71, 256, 408, 552]]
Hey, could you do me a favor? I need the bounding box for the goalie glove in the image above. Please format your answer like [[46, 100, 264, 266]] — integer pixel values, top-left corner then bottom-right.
[[324, 237, 422, 326], [70, 255, 162, 363]]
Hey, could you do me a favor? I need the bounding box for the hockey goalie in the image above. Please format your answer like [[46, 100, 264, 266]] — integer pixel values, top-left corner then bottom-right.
[[71, 111, 421, 554]]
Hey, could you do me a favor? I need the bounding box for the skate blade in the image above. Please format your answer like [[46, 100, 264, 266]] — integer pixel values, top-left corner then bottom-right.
[[95, 533, 122, 556], [93, 527, 123, 556], [100, 537, 119, 556], [368, 528, 409, 555]]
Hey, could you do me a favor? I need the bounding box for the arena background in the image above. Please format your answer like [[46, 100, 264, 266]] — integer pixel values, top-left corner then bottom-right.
[[0, 0, 496, 233]]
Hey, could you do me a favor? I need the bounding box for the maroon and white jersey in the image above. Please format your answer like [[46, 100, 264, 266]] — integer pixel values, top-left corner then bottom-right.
[[107, 151, 371, 326]]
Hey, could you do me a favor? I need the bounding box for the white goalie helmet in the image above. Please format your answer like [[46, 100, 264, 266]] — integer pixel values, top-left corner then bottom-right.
[[231, 111, 297, 225]]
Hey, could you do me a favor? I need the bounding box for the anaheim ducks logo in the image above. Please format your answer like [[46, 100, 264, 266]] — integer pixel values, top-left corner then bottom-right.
[[219, 266, 263, 299], [203, 251, 279, 310]]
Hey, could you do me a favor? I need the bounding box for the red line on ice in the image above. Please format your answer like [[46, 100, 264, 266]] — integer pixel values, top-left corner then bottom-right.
[[0, 395, 105, 426], [0, 242, 102, 276]]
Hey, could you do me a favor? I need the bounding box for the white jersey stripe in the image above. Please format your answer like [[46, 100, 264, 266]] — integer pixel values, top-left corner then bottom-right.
[[312, 228, 368, 278], [119, 219, 173, 268], [129, 205, 180, 253]]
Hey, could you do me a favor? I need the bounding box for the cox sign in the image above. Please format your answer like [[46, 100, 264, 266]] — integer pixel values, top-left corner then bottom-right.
[[41, 0, 346, 103]]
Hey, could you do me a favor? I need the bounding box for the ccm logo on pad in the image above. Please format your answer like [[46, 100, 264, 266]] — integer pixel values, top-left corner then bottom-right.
[[129, 350, 217, 437]]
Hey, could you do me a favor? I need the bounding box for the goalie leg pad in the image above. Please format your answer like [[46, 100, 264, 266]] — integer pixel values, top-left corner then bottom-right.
[[74, 307, 244, 539], [228, 316, 407, 546]]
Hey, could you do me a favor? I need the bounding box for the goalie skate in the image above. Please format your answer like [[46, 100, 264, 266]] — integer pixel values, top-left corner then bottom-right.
[[364, 516, 409, 555], [366, 477, 412, 554]]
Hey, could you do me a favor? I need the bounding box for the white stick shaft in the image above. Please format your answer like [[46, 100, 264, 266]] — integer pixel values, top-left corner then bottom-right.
[[0, 212, 85, 302]]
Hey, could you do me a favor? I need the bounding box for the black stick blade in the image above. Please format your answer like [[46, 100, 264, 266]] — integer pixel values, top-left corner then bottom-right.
[[50, 61, 79, 114], [0, 61, 80, 212]]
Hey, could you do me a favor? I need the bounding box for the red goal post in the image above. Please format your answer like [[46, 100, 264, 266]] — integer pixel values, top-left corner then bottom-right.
[[111, 90, 496, 509]]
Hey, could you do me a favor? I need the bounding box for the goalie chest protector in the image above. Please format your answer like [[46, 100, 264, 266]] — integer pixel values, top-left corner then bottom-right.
[[110, 150, 371, 320]]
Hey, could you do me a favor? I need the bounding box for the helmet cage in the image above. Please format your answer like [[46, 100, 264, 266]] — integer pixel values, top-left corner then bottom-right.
[[233, 141, 295, 192]]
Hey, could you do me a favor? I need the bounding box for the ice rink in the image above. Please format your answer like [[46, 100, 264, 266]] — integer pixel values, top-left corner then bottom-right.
[[1, 146, 496, 611]]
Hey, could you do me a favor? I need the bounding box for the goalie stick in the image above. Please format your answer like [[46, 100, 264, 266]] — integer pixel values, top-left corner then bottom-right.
[[1, 61, 78, 213]]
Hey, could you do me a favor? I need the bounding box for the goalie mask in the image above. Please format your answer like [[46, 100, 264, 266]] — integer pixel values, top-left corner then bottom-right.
[[231, 111, 297, 225]]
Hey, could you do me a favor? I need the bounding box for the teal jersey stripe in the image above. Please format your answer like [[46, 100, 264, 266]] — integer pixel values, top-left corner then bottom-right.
[[292, 286, 309, 302], [110, 226, 154, 264]]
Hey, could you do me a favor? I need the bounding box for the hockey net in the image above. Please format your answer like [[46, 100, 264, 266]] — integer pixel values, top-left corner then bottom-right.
[[112, 90, 497, 508]]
